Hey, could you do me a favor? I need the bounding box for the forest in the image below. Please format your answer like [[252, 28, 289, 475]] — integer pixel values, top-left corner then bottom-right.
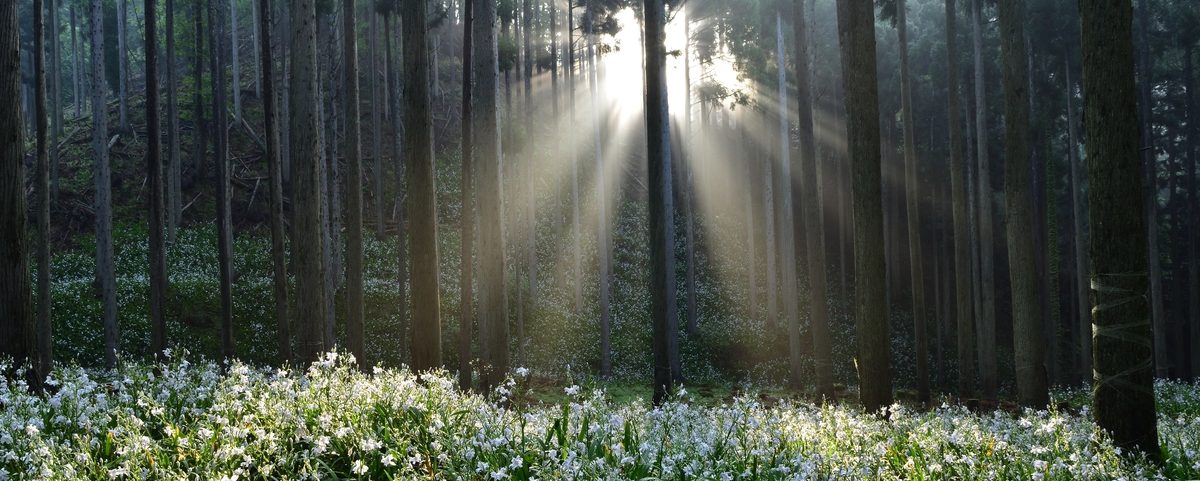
[[0, 0, 1198, 478]]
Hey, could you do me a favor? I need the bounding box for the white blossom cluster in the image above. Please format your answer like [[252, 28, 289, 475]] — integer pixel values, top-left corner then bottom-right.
[[0, 352, 1186, 480]]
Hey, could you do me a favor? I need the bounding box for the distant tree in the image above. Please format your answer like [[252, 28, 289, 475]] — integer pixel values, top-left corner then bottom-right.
[[116, 0, 130, 132], [585, 0, 612, 378], [774, 14, 801, 392], [192, 1, 207, 185], [996, 0, 1047, 407], [209, 0, 235, 361], [34, 0, 54, 377], [836, 0, 892, 413], [793, 0, 832, 400], [894, 0, 930, 404], [292, 0, 327, 364], [945, 0, 975, 399], [230, 0, 240, 122], [970, 0, 997, 402], [344, 0, 366, 365], [1135, 0, 1167, 378], [146, 0, 169, 358], [474, 0, 510, 390], [7, 0, 46, 389], [166, 0, 181, 243], [258, 0, 289, 364], [1077, 0, 1160, 457], [1065, 55, 1091, 384], [91, 0, 119, 369]]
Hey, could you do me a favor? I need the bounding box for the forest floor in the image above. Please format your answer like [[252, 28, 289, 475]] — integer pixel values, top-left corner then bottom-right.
[[2, 352, 1196, 480]]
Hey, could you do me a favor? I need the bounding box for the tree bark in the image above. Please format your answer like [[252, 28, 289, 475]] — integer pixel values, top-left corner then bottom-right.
[[91, 0, 119, 369], [230, 0, 240, 122], [1136, 0, 1166, 378], [773, 14, 801, 392], [1, 0, 41, 388], [585, 2, 611, 378], [837, 0, 892, 412], [474, 0, 508, 389], [1078, 0, 1160, 457], [192, 1, 206, 185], [1185, 44, 1200, 380], [117, 0, 130, 132], [1066, 55, 1092, 384], [370, 12, 385, 240], [292, 0, 326, 364]]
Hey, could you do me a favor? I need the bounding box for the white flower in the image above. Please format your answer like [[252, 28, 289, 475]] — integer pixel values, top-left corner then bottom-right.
[[108, 467, 129, 479], [24, 424, 39, 436], [565, 385, 581, 396], [515, 367, 530, 377], [351, 460, 368, 475], [381, 453, 396, 467]]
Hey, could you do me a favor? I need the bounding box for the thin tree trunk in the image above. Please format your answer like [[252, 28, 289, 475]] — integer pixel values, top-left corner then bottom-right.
[[344, 0, 366, 365], [522, 0, 536, 368], [568, 2, 582, 312], [971, 0, 997, 402], [71, 5, 81, 120], [762, 107, 777, 330], [92, 0, 119, 369], [385, 14, 409, 360], [292, 0, 326, 364], [897, 0, 930, 404], [1185, 44, 1200, 380], [33, 0, 54, 377], [682, 11, 697, 336], [1, 0, 42, 389], [1067, 55, 1091, 384], [230, 0, 240, 122], [474, 0, 509, 390], [1078, 0, 1160, 457], [774, 14, 801, 391], [193, 2, 206, 185], [252, 0, 260, 99], [837, 0, 892, 412], [1136, 0, 1166, 378], [370, 11, 385, 240], [946, 0, 974, 398], [586, 2, 611, 378], [259, 0, 289, 364], [166, 0, 181, 243], [459, 0, 475, 389], [117, 0, 130, 132], [146, 0, 169, 358], [997, 0, 1047, 407], [210, 0, 235, 361]]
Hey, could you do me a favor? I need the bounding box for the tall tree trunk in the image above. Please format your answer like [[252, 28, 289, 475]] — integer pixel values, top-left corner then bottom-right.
[[48, 0, 61, 140], [945, 0, 974, 398], [404, 0, 442, 372], [33, 0, 53, 378], [762, 108, 777, 330], [996, 0, 1047, 407], [682, 11, 697, 336], [521, 0, 535, 367], [1, 0, 42, 389], [166, 0, 180, 243], [459, 0, 475, 389], [117, 0, 130, 132], [370, 11, 385, 240], [774, 14, 801, 391], [1066, 55, 1091, 384], [344, 0, 365, 365], [210, 0, 235, 361], [146, 0, 169, 358], [259, 0, 289, 364], [897, 0, 930, 404], [568, 3, 582, 312], [971, 0, 997, 402], [291, 0, 326, 364], [71, 5, 81, 120], [474, 0, 509, 390], [1136, 0, 1166, 378], [585, 2, 611, 378], [1185, 44, 1200, 380], [193, 2, 206, 184], [744, 122, 757, 319], [230, 0, 240, 122], [91, 0, 119, 369], [644, 0, 677, 405], [795, 0, 831, 399], [837, 0, 892, 412], [385, 14, 410, 360], [1078, 0, 1160, 457], [251, 0, 260, 99]]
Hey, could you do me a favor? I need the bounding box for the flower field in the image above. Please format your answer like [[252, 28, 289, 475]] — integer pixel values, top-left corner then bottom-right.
[[4, 352, 1199, 480]]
